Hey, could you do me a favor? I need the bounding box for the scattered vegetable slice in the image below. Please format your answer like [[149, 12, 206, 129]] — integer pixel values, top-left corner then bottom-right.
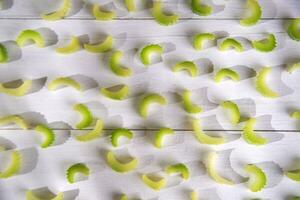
[[193, 33, 216, 51], [242, 118, 267, 145], [92, 4, 116, 21], [124, 0, 136, 12], [42, 0, 71, 21], [214, 68, 240, 82], [244, 164, 266, 192], [220, 100, 240, 125], [0, 150, 21, 179], [286, 168, 300, 182], [192, 119, 225, 144], [0, 43, 8, 63], [141, 174, 166, 191], [190, 190, 198, 200], [26, 190, 64, 200], [111, 128, 133, 147], [140, 44, 163, 66], [165, 163, 190, 180], [219, 38, 244, 52], [75, 119, 103, 142], [153, 127, 174, 149], [66, 163, 90, 184], [287, 61, 300, 73], [106, 151, 137, 173], [191, 0, 212, 16], [252, 34, 276, 52], [287, 18, 300, 41], [100, 84, 129, 100], [73, 103, 93, 129], [120, 194, 128, 200], [84, 35, 114, 53], [34, 124, 55, 148], [151, 0, 178, 26], [16, 30, 45, 48], [0, 115, 28, 130], [48, 77, 81, 91], [182, 90, 202, 114], [172, 61, 199, 77], [109, 51, 132, 77], [138, 93, 167, 118], [0, 80, 32, 96], [56, 36, 81, 54], [291, 110, 300, 119], [255, 67, 279, 98], [240, 0, 262, 26]]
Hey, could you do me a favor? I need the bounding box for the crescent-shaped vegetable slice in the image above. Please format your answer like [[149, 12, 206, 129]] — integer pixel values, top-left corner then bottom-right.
[[56, 36, 81, 54], [109, 51, 132, 77], [0, 80, 32, 96], [16, 30, 45, 48], [151, 0, 178, 26], [111, 128, 133, 147], [66, 163, 90, 184], [192, 119, 225, 145], [165, 163, 190, 180], [285, 168, 300, 182], [100, 84, 129, 100], [84, 35, 114, 53], [138, 93, 167, 118], [252, 34, 276, 52], [288, 18, 300, 41], [172, 61, 199, 77], [141, 174, 166, 191], [291, 110, 300, 119], [42, 0, 71, 21], [182, 90, 202, 114], [34, 124, 55, 148], [26, 191, 64, 200], [219, 38, 244, 52], [0, 115, 28, 130], [92, 4, 116, 21], [242, 118, 267, 145], [106, 151, 137, 173], [191, 0, 212, 16], [120, 194, 128, 200], [124, 0, 136, 12], [244, 164, 266, 192], [75, 119, 103, 142], [220, 101, 240, 125], [214, 68, 240, 83], [206, 152, 234, 185], [0, 43, 8, 63], [287, 62, 300, 73], [193, 33, 216, 51], [140, 44, 163, 66], [73, 103, 93, 129], [0, 150, 21, 179], [240, 0, 262, 26], [190, 190, 198, 200], [48, 77, 81, 91], [153, 127, 174, 149], [255, 67, 279, 98]]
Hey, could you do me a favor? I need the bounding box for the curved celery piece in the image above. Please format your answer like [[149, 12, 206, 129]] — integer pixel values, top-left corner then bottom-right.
[[191, 0, 212, 16], [153, 127, 174, 149], [252, 34, 276, 52], [100, 84, 129, 100], [84, 35, 114, 53], [286, 168, 300, 182], [56, 36, 81, 54], [92, 4, 116, 21], [190, 190, 198, 200], [0, 80, 32, 96], [66, 163, 90, 184], [140, 44, 163, 66], [75, 119, 103, 142], [240, 0, 262, 26], [34, 124, 55, 148], [141, 174, 166, 191], [219, 38, 244, 52], [0, 115, 28, 130], [26, 191, 64, 200], [192, 119, 225, 144], [0, 44, 8, 63], [120, 194, 128, 200], [16, 30, 45, 48], [48, 77, 81, 91], [151, 0, 178, 26], [291, 110, 300, 119], [124, 0, 136, 12], [73, 103, 93, 129], [244, 164, 266, 192], [287, 18, 300, 41], [193, 33, 216, 51], [0, 151, 21, 179], [165, 163, 190, 180], [255, 67, 279, 98], [106, 151, 137, 173], [172, 61, 199, 77], [42, 0, 71, 21], [242, 118, 267, 145], [109, 51, 132, 77], [220, 100, 240, 125], [138, 93, 167, 118], [291, 197, 300, 200], [182, 90, 202, 114], [206, 152, 234, 185], [287, 62, 300, 73], [110, 128, 133, 147], [214, 68, 240, 83]]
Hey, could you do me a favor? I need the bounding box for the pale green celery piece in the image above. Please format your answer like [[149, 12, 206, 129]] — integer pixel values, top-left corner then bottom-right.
[[214, 68, 240, 82], [244, 164, 266, 192], [42, 0, 71, 21], [141, 174, 166, 191], [140, 44, 163, 66], [220, 100, 240, 125], [66, 163, 90, 183], [120, 194, 128, 200], [286, 169, 300, 182], [191, 0, 212, 16], [124, 0, 136, 12], [165, 163, 190, 180], [193, 33, 216, 50], [219, 38, 244, 52], [92, 4, 116, 21], [182, 90, 202, 114], [75, 119, 103, 142], [0, 151, 21, 179], [255, 67, 279, 98], [111, 128, 133, 147], [240, 0, 262, 26], [153, 127, 174, 148], [16, 30, 45, 48], [26, 191, 64, 200], [138, 93, 167, 118], [109, 51, 132, 77], [0, 80, 32, 96], [56, 36, 81, 54], [106, 151, 137, 173], [73, 103, 93, 129], [252, 34, 277, 52], [48, 77, 81, 91], [242, 118, 267, 145], [0, 115, 28, 130], [287, 61, 300, 73], [190, 190, 198, 200], [100, 84, 129, 100], [0, 44, 8, 63], [84, 35, 114, 53], [34, 124, 55, 148], [291, 110, 300, 119], [172, 61, 199, 77], [287, 18, 300, 41], [151, 0, 178, 26]]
